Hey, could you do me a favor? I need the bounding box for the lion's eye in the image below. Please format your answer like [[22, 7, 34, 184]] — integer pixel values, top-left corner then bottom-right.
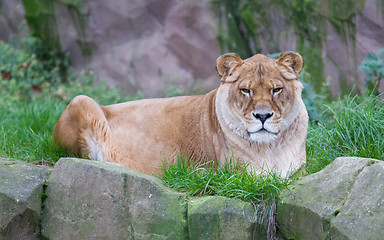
[[272, 88, 282, 94], [240, 88, 251, 95]]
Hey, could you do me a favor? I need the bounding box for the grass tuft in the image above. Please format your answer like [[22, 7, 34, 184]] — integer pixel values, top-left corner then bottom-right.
[[159, 155, 291, 204], [0, 98, 73, 165], [306, 93, 384, 174]]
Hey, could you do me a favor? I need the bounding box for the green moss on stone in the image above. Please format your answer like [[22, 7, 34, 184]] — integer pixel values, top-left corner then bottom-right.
[[21, 0, 93, 62], [188, 196, 265, 239]]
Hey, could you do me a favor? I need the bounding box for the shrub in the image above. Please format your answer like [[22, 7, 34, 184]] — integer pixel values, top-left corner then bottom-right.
[[53, 71, 145, 106], [0, 39, 62, 101], [359, 48, 384, 95]]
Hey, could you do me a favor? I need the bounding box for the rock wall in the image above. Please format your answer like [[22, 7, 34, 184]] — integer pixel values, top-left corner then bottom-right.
[[247, 0, 384, 96], [1, 157, 384, 239], [326, 0, 384, 95], [0, 158, 270, 239], [0, 0, 383, 97]]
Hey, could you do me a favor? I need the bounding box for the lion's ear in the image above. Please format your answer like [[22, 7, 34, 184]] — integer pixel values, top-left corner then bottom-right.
[[216, 53, 243, 82], [276, 51, 303, 75]]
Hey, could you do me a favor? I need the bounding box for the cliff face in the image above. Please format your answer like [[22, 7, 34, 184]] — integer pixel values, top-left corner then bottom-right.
[[326, 0, 384, 95], [0, 0, 220, 97], [0, 0, 382, 97], [68, 0, 221, 97]]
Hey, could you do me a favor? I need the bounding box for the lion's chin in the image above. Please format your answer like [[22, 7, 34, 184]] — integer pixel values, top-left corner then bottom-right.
[[247, 129, 279, 144]]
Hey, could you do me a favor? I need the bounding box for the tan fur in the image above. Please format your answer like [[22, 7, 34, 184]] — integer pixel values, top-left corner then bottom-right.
[[53, 52, 308, 177]]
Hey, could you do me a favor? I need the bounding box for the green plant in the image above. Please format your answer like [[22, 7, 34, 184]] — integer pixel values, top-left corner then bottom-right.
[[163, 75, 185, 97], [300, 70, 329, 121], [55, 71, 145, 105], [0, 97, 71, 165], [0, 39, 63, 100], [162, 75, 205, 98], [306, 93, 384, 174], [22, 36, 70, 83], [159, 155, 291, 204], [359, 48, 384, 95]]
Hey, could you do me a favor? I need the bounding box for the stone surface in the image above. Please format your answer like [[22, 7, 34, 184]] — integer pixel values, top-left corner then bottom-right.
[[54, 0, 221, 97], [277, 157, 382, 239], [0, 0, 25, 42], [41, 158, 188, 239], [330, 161, 384, 239], [188, 196, 266, 240], [0, 158, 51, 240]]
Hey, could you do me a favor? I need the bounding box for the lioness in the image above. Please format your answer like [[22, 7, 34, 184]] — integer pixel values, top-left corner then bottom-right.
[[53, 52, 308, 177]]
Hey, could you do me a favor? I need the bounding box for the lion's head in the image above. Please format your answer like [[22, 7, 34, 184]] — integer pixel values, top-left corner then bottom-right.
[[215, 52, 304, 144]]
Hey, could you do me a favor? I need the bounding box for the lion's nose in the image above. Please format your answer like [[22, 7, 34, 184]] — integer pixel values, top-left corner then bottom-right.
[[253, 112, 273, 124]]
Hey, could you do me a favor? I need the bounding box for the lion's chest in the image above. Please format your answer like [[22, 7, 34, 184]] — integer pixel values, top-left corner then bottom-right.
[[219, 138, 305, 178]]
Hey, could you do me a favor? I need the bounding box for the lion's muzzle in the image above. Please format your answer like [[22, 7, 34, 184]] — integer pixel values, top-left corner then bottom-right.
[[253, 112, 273, 124]]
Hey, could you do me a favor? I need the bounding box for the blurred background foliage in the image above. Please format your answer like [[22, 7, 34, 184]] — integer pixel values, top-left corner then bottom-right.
[[359, 48, 384, 95]]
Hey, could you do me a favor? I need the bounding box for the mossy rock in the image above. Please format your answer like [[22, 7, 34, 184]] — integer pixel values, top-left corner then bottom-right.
[[188, 196, 269, 239], [0, 158, 51, 239], [41, 158, 188, 239], [277, 157, 383, 239], [329, 161, 384, 239]]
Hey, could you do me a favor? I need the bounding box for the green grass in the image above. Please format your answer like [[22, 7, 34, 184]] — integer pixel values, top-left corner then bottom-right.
[[0, 80, 142, 165], [0, 97, 70, 165], [305, 94, 384, 174], [159, 155, 291, 204]]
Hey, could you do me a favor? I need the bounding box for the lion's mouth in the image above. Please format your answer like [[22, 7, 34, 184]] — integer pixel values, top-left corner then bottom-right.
[[247, 128, 279, 135]]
